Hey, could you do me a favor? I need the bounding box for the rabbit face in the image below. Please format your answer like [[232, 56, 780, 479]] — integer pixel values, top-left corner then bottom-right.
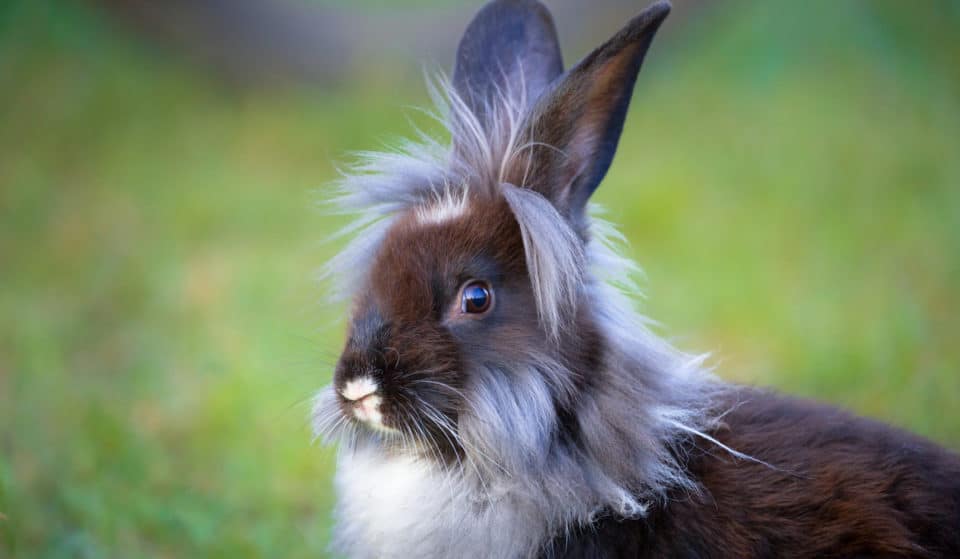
[[320, 0, 675, 465], [332, 193, 544, 459]]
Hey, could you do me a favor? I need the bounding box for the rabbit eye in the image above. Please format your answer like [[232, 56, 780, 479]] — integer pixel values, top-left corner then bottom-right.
[[460, 281, 492, 314]]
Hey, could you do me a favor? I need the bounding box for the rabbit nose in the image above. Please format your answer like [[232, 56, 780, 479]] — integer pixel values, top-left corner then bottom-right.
[[341, 376, 385, 425], [341, 376, 378, 402]]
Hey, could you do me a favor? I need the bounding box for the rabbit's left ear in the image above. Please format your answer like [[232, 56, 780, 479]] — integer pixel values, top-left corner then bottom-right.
[[509, 1, 671, 222], [453, 0, 564, 132]]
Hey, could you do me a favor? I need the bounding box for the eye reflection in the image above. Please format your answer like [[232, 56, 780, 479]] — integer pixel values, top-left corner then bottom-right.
[[461, 281, 492, 314]]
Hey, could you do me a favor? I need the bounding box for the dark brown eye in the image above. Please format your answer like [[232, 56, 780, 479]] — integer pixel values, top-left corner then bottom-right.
[[461, 281, 492, 314]]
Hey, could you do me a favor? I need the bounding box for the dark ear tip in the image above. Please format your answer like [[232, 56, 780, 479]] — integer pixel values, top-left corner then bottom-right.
[[490, 0, 550, 10], [475, 0, 553, 21], [640, 0, 672, 25], [478, 0, 557, 34], [613, 0, 670, 44], [654, 0, 673, 11]]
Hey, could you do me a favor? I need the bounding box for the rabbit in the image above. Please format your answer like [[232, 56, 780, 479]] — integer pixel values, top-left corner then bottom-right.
[[311, 1, 960, 557]]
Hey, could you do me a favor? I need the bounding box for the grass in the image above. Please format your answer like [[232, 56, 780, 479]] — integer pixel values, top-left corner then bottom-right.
[[1, 0, 958, 556]]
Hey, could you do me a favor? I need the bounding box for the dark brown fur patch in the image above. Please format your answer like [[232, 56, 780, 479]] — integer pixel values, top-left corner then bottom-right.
[[544, 390, 960, 558]]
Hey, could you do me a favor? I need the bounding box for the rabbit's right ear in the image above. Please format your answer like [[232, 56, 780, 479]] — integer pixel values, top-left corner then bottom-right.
[[452, 0, 564, 131], [507, 1, 671, 225]]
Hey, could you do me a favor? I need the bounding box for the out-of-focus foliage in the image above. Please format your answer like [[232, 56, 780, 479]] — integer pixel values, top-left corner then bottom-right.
[[1, 0, 958, 556]]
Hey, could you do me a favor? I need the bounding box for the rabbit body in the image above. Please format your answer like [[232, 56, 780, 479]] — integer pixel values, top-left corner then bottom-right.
[[329, 392, 960, 559], [548, 391, 960, 558], [312, 1, 960, 557]]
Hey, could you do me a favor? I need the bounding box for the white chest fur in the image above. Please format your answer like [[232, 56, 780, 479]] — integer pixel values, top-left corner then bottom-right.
[[331, 448, 549, 559]]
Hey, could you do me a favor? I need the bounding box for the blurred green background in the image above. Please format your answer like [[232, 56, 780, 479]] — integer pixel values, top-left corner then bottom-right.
[[2, 0, 959, 556]]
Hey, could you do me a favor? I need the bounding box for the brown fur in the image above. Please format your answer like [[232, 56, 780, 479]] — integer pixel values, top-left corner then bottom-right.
[[545, 390, 960, 558]]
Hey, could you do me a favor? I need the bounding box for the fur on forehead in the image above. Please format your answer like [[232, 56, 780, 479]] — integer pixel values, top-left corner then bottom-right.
[[322, 77, 596, 337]]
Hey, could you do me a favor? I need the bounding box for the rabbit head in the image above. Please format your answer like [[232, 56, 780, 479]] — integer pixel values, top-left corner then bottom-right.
[[313, 0, 721, 538]]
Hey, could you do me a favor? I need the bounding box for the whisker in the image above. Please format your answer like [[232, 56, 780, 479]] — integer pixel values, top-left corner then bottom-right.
[[417, 397, 509, 477]]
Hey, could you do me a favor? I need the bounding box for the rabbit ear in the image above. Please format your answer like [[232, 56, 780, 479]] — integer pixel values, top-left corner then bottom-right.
[[452, 0, 564, 128], [509, 1, 671, 222]]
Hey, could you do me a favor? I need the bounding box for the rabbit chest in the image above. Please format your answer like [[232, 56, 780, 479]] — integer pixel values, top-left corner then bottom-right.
[[331, 448, 554, 559]]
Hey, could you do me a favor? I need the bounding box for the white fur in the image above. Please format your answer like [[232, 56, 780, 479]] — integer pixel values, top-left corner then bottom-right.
[[415, 186, 471, 225], [342, 377, 378, 401], [333, 446, 557, 559]]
